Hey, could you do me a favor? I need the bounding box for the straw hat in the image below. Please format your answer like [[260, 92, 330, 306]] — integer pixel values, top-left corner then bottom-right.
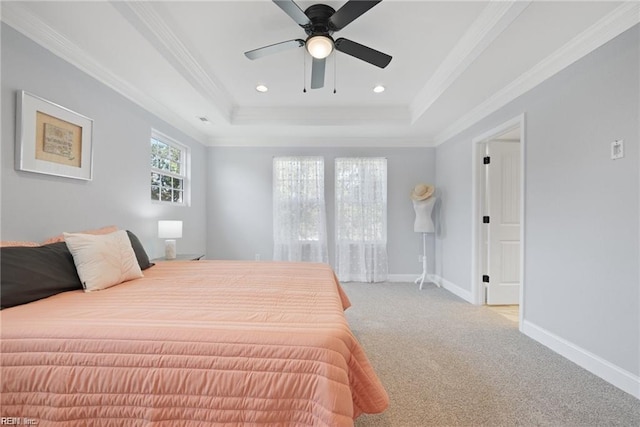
[[410, 183, 435, 201]]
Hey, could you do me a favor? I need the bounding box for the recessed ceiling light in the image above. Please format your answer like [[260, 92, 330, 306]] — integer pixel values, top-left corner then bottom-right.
[[256, 84, 268, 93], [373, 85, 385, 93]]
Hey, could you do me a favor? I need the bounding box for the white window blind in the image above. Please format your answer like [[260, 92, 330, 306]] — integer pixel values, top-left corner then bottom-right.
[[273, 157, 328, 263], [335, 157, 388, 282]]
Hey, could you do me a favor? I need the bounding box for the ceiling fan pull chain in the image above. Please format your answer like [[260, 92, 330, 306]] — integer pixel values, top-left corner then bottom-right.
[[333, 54, 337, 94], [303, 50, 307, 93]]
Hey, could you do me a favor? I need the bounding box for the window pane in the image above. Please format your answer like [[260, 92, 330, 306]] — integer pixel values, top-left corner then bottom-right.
[[161, 174, 173, 187], [161, 188, 172, 202], [169, 161, 179, 174], [151, 186, 160, 201], [173, 190, 183, 203], [158, 143, 168, 159], [151, 172, 161, 186], [170, 147, 180, 162], [173, 177, 183, 189]]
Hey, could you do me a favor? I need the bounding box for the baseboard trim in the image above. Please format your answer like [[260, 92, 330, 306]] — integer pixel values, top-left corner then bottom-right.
[[431, 275, 474, 303], [522, 320, 640, 400]]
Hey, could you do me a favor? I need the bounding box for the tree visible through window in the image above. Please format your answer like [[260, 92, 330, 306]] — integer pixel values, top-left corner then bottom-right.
[[150, 132, 188, 204]]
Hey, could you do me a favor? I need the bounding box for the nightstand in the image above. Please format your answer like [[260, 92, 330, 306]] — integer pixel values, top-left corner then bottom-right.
[[152, 254, 205, 262]]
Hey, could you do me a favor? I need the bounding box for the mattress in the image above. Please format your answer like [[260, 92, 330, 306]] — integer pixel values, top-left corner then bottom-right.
[[0, 260, 388, 426]]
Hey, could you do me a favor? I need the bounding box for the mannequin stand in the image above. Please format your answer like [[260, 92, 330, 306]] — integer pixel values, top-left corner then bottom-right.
[[415, 232, 428, 290], [415, 232, 440, 290]]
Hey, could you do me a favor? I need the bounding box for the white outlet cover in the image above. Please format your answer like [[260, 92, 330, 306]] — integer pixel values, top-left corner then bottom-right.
[[611, 139, 624, 160]]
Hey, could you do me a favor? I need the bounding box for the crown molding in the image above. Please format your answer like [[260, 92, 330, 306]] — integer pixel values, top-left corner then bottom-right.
[[110, 1, 233, 124], [206, 136, 435, 148], [433, 1, 640, 146], [231, 106, 411, 126], [409, 0, 531, 123], [1, 3, 209, 144]]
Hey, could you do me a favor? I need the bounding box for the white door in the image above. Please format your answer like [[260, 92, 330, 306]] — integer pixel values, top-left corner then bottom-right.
[[486, 141, 521, 305]]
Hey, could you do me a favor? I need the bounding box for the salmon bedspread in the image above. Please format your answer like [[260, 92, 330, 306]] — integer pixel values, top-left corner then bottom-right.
[[1, 261, 388, 426]]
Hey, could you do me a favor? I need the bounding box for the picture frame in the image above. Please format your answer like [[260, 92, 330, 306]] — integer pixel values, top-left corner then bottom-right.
[[15, 90, 94, 181]]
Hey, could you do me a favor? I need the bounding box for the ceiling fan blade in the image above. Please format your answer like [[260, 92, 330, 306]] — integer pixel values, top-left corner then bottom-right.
[[273, 0, 310, 26], [244, 39, 305, 60], [310, 57, 326, 89], [334, 38, 392, 68], [329, 0, 382, 31]]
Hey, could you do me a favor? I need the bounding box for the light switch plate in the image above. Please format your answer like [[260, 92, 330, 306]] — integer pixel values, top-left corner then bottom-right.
[[611, 140, 624, 160]]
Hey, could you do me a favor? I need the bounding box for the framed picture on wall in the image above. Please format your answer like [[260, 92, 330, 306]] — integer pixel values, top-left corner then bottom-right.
[[15, 90, 94, 180]]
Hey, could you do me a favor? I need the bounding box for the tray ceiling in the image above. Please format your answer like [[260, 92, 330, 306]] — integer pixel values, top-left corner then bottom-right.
[[2, 1, 637, 146]]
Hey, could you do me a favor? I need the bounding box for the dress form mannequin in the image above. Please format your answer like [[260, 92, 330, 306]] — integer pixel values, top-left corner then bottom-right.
[[412, 197, 436, 233], [410, 184, 438, 290]]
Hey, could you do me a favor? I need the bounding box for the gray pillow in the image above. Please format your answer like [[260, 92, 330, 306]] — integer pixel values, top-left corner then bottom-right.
[[1, 242, 82, 309], [126, 230, 155, 270]]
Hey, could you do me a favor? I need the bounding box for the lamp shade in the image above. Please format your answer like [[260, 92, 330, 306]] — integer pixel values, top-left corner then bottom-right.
[[306, 35, 333, 59], [158, 220, 183, 239]]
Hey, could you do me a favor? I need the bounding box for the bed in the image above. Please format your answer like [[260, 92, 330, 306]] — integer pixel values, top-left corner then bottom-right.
[[0, 233, 388, 426]]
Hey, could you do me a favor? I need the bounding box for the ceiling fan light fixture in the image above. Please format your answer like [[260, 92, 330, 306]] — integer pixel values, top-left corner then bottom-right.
[[306, 35, 334, 59], [255, 84, 269, 93]]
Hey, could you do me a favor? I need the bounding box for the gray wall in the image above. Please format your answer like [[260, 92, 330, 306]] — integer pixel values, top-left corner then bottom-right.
[[1, 24, 207, 258], [207, 146, 436, 275], [435, 25, 639, 376]]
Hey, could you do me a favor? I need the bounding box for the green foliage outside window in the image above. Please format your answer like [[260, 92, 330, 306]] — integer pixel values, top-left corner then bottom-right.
[[150, 136, 185, 204]]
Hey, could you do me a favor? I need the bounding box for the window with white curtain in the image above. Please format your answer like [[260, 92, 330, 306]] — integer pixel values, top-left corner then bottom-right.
[[335, 157, 388, 282], [273, 157, 328, 263]]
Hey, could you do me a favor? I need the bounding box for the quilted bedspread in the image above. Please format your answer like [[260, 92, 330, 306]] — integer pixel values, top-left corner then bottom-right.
[[0, 261, 388, 426]]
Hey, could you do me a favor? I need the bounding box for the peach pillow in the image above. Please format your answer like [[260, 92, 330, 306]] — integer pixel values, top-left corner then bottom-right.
[[63, 230, 143, 292], [43, 225, 118, 245], [0, 241, 40, 247]]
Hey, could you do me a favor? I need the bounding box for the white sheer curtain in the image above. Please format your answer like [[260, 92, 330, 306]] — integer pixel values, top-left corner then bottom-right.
[[273, 157, 328, 263], [335, 157, 388, 282]]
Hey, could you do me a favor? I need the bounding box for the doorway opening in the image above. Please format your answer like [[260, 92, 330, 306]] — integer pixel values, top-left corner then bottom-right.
[[471, 114, 525, 328]]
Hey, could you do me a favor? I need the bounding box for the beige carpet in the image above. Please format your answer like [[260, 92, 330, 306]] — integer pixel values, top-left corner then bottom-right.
[[341, 282, 640, 427]]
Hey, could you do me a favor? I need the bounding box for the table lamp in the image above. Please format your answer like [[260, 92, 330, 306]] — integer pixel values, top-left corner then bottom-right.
[[158, 220, 182, 259]]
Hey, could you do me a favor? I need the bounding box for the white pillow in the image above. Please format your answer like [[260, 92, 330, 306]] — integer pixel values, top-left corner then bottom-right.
[[64, 230, 143, 292]]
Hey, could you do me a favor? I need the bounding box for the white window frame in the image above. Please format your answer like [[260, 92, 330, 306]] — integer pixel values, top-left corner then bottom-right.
[[150, 130, 190, 206]]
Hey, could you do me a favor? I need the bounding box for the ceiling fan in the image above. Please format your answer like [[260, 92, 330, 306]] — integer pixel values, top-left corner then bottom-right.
[[244, 0, 392, 90]]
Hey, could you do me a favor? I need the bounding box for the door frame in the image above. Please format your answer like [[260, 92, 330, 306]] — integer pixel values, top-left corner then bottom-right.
[[470, 114, 526, 326]]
